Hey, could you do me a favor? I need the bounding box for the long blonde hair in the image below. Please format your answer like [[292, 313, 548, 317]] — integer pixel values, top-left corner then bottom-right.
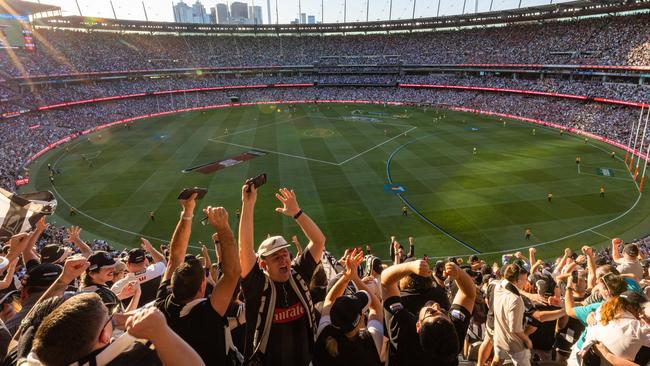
[[600, 294, 643, 326]]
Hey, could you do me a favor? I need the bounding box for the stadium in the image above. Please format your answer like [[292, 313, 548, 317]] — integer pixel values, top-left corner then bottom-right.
[[1, 0, 650, 365]]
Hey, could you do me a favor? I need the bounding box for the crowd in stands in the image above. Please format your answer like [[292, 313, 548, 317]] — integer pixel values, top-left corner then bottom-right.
[[1, 11, 650, 365], [1, 13, 649, 77], [0, 184, 648, 365], [0, 79, 647, 191], [2, 73, 649, 114]]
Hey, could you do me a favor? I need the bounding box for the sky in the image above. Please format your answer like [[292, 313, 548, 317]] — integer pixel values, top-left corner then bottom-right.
[[33, 0, 572, 24]]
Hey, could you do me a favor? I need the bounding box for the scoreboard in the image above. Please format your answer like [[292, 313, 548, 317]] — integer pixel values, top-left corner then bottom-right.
[[0, 13, 34, 50]]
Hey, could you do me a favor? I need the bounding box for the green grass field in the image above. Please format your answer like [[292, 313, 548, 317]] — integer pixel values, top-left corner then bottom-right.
[[24, 103, 650, 262]]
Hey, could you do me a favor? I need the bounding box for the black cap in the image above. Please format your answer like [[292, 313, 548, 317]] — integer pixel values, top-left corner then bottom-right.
[[87, 251, 117, 271], [25, 263, 62, 288], [40, 244, 66, 264], [330, 291, 370, 333], [127, 248, 146, 264]]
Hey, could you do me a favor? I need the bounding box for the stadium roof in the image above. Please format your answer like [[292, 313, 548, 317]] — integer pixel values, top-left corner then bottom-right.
[[0, 0, 60, 16], [34, 0, 650, 35]]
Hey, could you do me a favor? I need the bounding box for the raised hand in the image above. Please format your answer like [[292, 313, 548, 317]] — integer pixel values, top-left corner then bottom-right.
[[140, 237, 154, 253], [409, 259, 432, 277], [241, 183, 257, 205], [529, 247, 536, 255], [203, 206, 229, 230], [61, 255, 90, 283], [274, 188, 301, 217], [7, 233, 30, 257], [65, 226, 81, 243], [126, 307, 168, 341], [581, 245, 593, 256], [343, 248, 364, 279], [179, 192, 198, 213], [35, 216, 48, 232], [443, 261, 459, 280]]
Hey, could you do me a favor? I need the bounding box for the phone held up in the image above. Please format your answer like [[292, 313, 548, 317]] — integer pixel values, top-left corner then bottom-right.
[[177, 187, 208, 200]]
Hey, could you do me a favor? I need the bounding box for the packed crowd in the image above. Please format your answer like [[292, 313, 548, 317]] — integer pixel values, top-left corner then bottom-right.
[[0, 182, 649, 365], [1, 82, 646, 191], [3, 73, 650, 113], [1, 13, 649, 77]]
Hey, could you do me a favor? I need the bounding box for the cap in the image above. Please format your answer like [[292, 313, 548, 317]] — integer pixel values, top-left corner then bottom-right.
[[619, 290, 647, 305], [127, 248, 146, 264], [330, 290, 370, 333], [87, 251, 117, 272], [40, 244, 66, 264], [24, 263, 62, 288], [624, 243, 639, 258], [257, 235, 290, 257]]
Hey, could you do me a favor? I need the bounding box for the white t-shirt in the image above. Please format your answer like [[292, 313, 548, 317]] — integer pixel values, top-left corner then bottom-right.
[[568, 311, 650, 366], [111, 261, 166, 307]]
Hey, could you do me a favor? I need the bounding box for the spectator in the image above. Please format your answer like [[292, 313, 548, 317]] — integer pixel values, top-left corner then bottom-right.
[[238, 184, 326, 365], [5, 263, 62, 335], [381, 259, 476, 365], [25, 293, 205, 365], [111, 238, 166, 308], [154, 194, 242, 365], [569, 291, 650, 366], [313, 248, 383, 366], [80, 251, 140, 313], [612, 238, 644, 281], [492, 263, 531, 366]]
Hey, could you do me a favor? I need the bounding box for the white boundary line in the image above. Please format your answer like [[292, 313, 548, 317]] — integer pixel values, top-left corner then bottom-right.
[[51, 139, 208, 250], [45, 105, 644, 256], [444, 140, 643, 257]]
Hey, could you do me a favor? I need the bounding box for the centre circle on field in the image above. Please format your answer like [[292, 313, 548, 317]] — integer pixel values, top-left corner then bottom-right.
[[303, 128, 335, 138]]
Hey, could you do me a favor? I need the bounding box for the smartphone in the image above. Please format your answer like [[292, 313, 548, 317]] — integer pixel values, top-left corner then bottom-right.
[[246, 173, 267, 192], [177, 187, 208, 200]]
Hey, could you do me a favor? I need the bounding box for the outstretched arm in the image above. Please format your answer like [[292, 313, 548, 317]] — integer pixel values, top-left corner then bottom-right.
[[206, 206, 241, 316], [162, 194, 197, 283], [141, 238, 166, 265], [381, 260, 431, 299], [239, 184, 257, 278], [612, 238, 623, 264], [275, 188, 325, 263], [446, 262, 477, 313], [23, 218, 46, 266], [582, 245, 597, 290], [65, 226, 92, 258]]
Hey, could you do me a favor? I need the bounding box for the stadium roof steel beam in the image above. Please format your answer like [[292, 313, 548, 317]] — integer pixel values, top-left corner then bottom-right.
[[33, 0, 650, 35]]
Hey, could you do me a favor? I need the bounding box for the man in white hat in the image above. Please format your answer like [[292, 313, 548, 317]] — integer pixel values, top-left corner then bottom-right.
[[238, 182, 326, 366]]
